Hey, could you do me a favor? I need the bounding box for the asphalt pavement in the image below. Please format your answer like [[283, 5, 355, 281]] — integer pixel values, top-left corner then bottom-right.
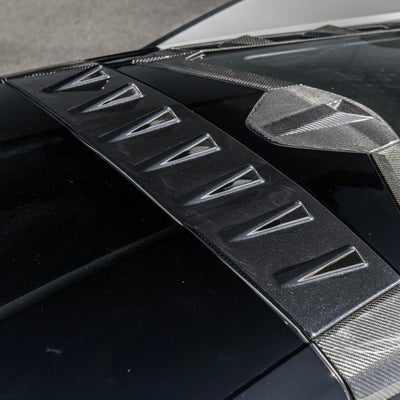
[[0, 0, 227, 74]]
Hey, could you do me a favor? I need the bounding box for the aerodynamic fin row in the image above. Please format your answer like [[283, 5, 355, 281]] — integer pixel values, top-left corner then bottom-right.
[[8, 64, 398, 340]]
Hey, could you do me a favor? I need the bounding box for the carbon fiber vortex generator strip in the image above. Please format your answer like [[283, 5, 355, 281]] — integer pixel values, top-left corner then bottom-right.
[[316, 285, 400, 400], [7, 64, 399, 340]]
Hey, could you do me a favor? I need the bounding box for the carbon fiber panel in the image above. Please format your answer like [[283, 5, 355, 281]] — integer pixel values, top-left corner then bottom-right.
[[373, 143, 400, 207], [302, 24, 356, 38], [247, 86, 398, 154], [126, 27, 394, 67], [144, 57, 292, 91], [316, 284, 400, 400], [131, 50, 195, 65], [7, 64, 398, 338], [247, 86, 400, 211], [219, 35, 274, 47]]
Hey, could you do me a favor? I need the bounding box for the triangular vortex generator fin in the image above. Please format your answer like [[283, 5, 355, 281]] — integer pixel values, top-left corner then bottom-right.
[[50, 66, 110, 92], [161, 134, 219, 166], [76, 83, 143, 113], [142, 133, 220, 171], [276, 246, 368, 288], [298, 247, 366, 283], [100, 107, 180, 143], [247, 201, 312, 237], [201, 165, 264, 201]]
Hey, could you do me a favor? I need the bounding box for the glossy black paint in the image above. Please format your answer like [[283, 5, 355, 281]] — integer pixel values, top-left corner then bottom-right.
[[0, 84, 60, 139], [231, 347, 348, 400], [0, 83, 312, 399], [118, 61, 400, 272], [0, 230, 303, 400], [0, 84, 173, 305]]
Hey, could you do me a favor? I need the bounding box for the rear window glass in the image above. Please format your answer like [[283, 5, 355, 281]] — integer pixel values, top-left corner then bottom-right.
[[206, 31, 400, 133]]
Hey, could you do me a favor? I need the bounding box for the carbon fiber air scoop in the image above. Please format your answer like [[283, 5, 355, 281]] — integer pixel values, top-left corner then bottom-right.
[[6, 64, 400, 400]]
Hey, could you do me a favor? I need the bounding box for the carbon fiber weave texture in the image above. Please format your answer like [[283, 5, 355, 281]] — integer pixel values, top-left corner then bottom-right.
[[316, 284, 400, 400]]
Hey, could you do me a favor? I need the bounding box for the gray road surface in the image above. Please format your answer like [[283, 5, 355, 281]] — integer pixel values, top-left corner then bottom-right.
[[0, 0, 227, 75]]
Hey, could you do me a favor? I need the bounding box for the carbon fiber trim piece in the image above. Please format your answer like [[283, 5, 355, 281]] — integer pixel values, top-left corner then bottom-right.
[[263, 99, 373, 137], [219, 35, 274, 47], [175, 26, 391, 52], [131, 37, 275, 66], [373, 142, 400, 207], [247, 86, 400, 210], [7, 65, 399, 338], [131, 50, 195, 65], [316, 284, 400, 400], [247, 86, 399, 154], [131, 37, 274, 66], [302, 24, 357, 38], [5, 62, 97, 80], [144, 57, 292, 91], [125, 26, 393, 68]]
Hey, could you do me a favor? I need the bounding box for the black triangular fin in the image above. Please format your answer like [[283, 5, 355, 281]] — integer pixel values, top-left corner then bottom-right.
[[162, 134, 219, 166], [202, 166, 263, 200], [247, 202, 312, 236], [129, 107, 179, 136], [141, 133, 219, 171], [100, 107, 180, 143], [51, 66, 110, 92], [275, 246, 368, 288], [76, 83, 143, 113], [298, 247, 366, 283]]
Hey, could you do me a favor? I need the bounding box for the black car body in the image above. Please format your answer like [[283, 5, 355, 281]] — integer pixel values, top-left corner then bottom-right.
[[1, 2, 400, 399]]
